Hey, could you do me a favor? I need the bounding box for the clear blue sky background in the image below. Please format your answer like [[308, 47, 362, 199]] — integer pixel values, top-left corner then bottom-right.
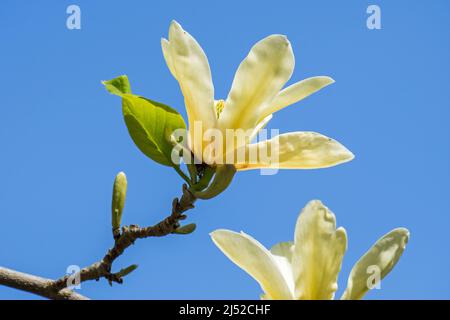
[[1, 0, 449, 300]]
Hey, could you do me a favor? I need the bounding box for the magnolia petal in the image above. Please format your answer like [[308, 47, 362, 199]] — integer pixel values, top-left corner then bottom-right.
[[234, 132, 354, 171], [221, 114, 273, 165], [167, 21, 216, 158], [161, 38, 177, 80], [259, 76, 335, 119], [271, 241, 294, 262], [220, 35, 294, 131], [341, 228, 410, 300], [292, 200, 347, 300], [211, 229, 293, 300], [249, 114, 273, 142], [270, 242, 295, 294]]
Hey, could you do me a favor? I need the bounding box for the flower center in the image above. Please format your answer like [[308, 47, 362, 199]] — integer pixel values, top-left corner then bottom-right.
[[215, 100, 225, 118]]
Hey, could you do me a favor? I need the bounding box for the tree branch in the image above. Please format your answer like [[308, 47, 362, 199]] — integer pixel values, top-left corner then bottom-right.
[[0, 184, 196, 299], [0, 267, 89, 300]]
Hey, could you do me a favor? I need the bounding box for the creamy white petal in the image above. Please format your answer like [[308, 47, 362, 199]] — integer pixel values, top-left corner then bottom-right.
[[259, 76, 335, 119], [249, 114, 273, 142], [161, 38, 177, 80], [167, 21, 216, 158], [211, 229, 293, 300], [270, 242, 295, 294], [220, 35, 294, 131], [270, 241, 294, 262], [292, 200, 347, 300], [234, 132, 354, 171], [341, 228, 410, 300], [221, 114, 273, 165]]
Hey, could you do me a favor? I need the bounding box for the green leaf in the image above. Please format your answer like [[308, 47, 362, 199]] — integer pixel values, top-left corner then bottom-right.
[[121, 94, 186, 167], [173, 223, 197, 235], [102, 75, 188, 173], [102, 75, 132, 96]]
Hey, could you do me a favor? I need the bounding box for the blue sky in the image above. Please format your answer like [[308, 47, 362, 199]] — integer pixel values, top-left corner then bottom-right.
[[1, 0, 449, 299]]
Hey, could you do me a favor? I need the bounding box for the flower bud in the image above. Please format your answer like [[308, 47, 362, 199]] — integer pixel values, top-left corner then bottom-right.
[[112, 172, 127, 232]]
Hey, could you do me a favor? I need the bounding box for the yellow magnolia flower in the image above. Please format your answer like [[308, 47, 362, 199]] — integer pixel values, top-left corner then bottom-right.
[[211, 200, 409, 300], [161, 21, 354, 170]]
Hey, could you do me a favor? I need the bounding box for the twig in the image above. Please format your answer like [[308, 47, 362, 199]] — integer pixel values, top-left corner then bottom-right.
[[0, 184, 196, 299]]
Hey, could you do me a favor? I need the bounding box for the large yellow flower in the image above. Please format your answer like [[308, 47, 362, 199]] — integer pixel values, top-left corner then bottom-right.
[[162, 21, 354, 170], [211, 200, 409, 300]]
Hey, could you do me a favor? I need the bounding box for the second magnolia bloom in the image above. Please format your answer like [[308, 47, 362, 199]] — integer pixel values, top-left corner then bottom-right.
[[162, 21, 354, 170], [211, 200, 409, 300]]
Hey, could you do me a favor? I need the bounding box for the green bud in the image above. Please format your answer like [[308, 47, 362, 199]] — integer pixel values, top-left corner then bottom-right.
[[116, 264, 138, 278], [112, 172, 127, 231], [173, 223, 197, 235]]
